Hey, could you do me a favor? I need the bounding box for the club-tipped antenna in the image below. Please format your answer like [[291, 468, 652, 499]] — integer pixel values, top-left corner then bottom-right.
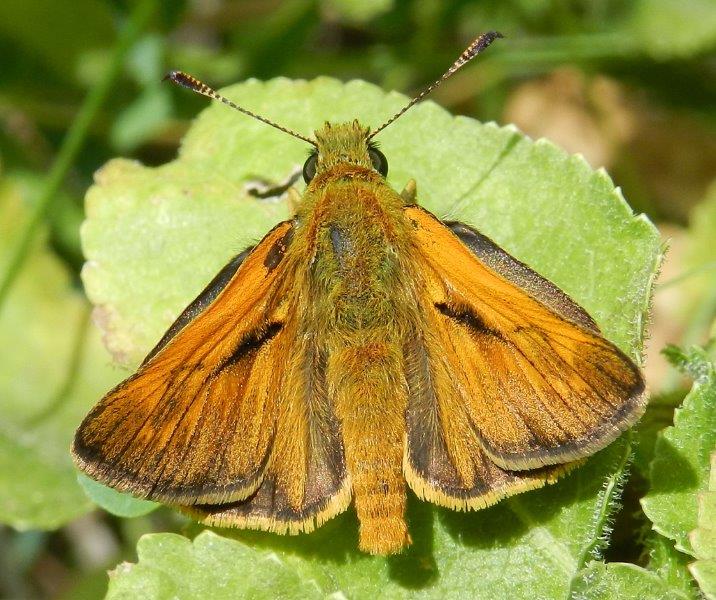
[[369, 31, 504, 139], [164, 71, 318, 147]]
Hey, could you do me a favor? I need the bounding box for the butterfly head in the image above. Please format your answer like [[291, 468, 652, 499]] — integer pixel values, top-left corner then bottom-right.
[[302, 121, 388, 184]]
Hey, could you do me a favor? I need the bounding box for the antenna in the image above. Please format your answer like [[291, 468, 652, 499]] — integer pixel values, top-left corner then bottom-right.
[[164, 71, 317, 147], [369, 31, 504, 139]]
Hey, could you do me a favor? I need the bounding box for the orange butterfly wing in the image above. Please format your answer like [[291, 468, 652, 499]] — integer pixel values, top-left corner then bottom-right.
[[402, 206, 646, 508], [73, 220, 350, 530], [181, 333, 351, 534]]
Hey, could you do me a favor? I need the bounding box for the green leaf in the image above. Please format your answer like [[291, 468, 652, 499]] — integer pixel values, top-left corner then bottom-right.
[[106, 531, 332, 599], [628, 0, 716, 58], [88, 78, 661, 598], [645, 532, 700, 599], [570, 562, 694, 600], [320, 0, 394, 23], [689, 451, 716, 598], [642, 346, 716, 555], [0, 177, 121, 530], [632, 390, 687, 478], [77, 474, 159, 518]]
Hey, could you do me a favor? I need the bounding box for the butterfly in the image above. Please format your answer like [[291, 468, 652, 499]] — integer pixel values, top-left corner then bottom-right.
[[72, 32, 646, 555]]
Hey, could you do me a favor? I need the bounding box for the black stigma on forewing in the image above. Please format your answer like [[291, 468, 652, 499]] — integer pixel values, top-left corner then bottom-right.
[[436, 303, 507, 341], [264, 225, 295, 271], [223, 322, 282, 368]]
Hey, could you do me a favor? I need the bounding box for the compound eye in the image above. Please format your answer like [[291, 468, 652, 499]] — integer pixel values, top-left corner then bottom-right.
[[303, 152, 318, 183], [369, 147, 388, 177]]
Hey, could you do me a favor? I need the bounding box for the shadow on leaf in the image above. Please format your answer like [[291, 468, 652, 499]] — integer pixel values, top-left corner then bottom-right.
[[649, 437, 700, 493], [200, 509, 361, 564], [387, 492, 438, 589]]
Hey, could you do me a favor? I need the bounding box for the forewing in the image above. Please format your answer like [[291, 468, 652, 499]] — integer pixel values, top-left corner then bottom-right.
[[73, 221, 295, 505], [403, 206, 646, 481]]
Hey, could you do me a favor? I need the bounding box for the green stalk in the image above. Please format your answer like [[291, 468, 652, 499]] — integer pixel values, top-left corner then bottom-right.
[[0, 0, 158, 309]]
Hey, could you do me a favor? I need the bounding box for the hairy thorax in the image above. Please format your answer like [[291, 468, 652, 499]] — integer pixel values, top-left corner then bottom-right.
[[293, 165, 415, 335]]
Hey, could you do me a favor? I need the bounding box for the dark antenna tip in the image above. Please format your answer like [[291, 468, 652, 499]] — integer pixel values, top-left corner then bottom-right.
[[463, 31, 505, 61], [369, 31, 504, 139], [162, 70, 187, 85]]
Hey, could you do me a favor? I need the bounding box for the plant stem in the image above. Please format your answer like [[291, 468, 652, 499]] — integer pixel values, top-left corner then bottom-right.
[[0, 0, 158, 310]]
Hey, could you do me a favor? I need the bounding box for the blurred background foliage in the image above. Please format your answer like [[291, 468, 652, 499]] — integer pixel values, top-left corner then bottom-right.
[[0, 0, 714, 598]]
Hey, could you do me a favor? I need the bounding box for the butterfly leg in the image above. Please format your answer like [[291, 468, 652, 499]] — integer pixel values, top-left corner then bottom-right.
[[287, 187, 302, 216], [399, 179, 417, 204]]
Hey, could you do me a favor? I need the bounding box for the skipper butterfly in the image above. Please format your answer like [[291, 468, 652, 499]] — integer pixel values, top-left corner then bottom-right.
[[73, 32, 646, 555]]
